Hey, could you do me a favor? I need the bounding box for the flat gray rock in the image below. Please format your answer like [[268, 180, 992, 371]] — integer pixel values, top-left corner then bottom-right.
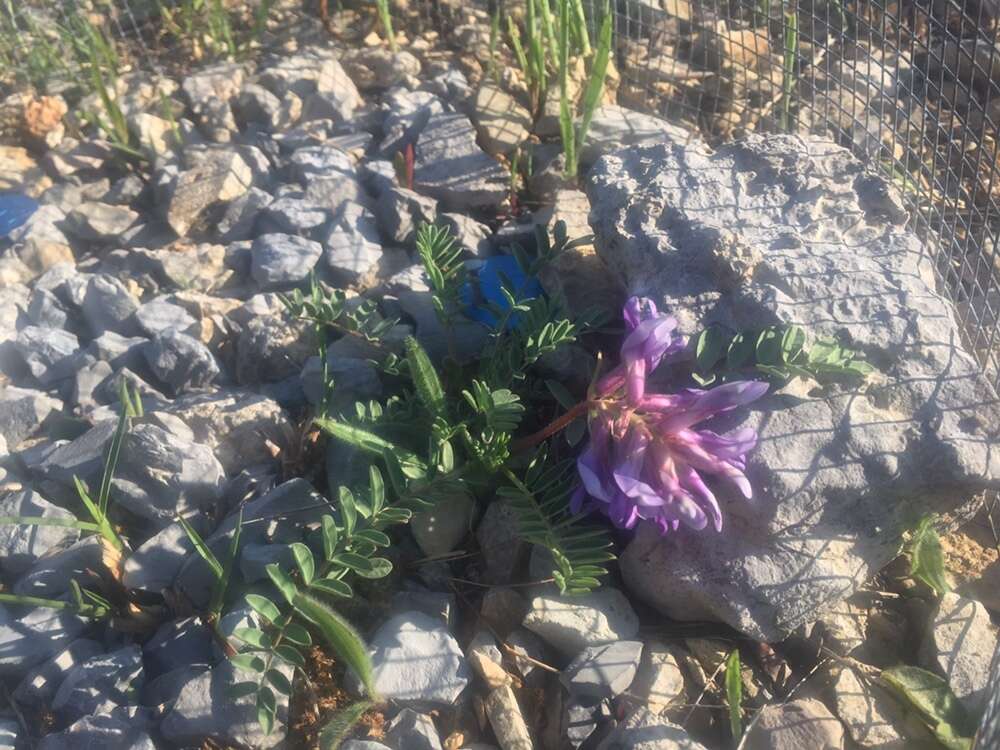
[[522, 589, 639, 657], [123, 517, 207, 592], [14, 326, 80, 385], [384, 708, 443, 750], [36, 709, 156, 750], [597, 708, 708, 749], [369, 611, 471, 705], [135, 297, 197, 337], [0, 489, 78, 575], [143, 329, 220, 395], [742, 698, 846, 750], [66, 201, 139, 240], [0, 604, 89, 677], [919, 592, 999, 717], [412, 112, 507, 211], [51, 644, 145, 725], [250, 233, 323, 289], [589, 135, 1000, 641], [82, 274, 140, 337], [160, 659, 292, 749], [561, 641, 644, 699], [0, 385, 61, 447], [13, 638, 103, 709]]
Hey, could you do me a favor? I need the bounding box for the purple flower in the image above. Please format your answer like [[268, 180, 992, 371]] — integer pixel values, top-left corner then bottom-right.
[[595, 297, 687, 406], [575, 297, 768, 534]]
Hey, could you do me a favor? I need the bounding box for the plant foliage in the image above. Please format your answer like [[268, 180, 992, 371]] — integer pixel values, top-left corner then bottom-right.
[[908, 514, 951, 596], [879, 666, 974, 750]]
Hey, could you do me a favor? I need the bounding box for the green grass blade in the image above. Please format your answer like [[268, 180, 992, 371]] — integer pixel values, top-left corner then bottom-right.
[[73, 477, 123, 551], [0, 516, 99, 532], [176, 513, 224, 581], [725, 650, 743, 740], [375, 0, 398, 52], [575, 4, 612, 161], [293, 592, 376, 698], [99, 383, 132, 516], [558, 0, 576, 178], [209, 508, 243, 616], [570, 0, 591, 56]]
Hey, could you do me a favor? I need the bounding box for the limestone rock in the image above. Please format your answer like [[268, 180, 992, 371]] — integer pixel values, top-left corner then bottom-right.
[[413, 112, 507, 211], [485, 685, 533, 750], [743, 698, 845, 750], [590, 136, 1000, 641], [474, 84, 531, 156], [596, 708, 708, 749], [369, 611, 471, 705], [522, 589, 639, 656], [919, 592, 999, 716]]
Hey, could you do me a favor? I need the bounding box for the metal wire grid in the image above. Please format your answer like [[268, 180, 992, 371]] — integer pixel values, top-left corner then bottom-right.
[[417, 0, 1000, 397]]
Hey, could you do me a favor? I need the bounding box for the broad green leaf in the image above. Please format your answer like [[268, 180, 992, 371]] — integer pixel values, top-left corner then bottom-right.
[[290, 543, 315, 585], [780, 325, 806, 364], [230, 653, 266, 673], [233, 627, 271, 649], [317, 700, 374, 750], [321, 515, 339, 561], [755, 327, 782, 365], [332, 553, 373, 574], [353, 557, 392, 580], [227, 681, 259, 698], [695, 326, 731, 374], [404, 336, 446, 418], [545, 379, 577, 409], [266, 669, 293, 695], [311, 578, 354, 599], [257, 687, 276, 735], [339, 487, 358, 537], [283, 622, 313, 647], [909, 515, 951, 596], [245, 594, 281, 624], [273, 644, 305, 668], [369, 466, 385, 515], [879, 665, 974, 750], [808, 338, 841, 365], [266, 563, 298, 605], [726, 332, 756, 370], [293, 591, 376, 697], [725, 650, 742, 740], [355, 530, 391, 548]]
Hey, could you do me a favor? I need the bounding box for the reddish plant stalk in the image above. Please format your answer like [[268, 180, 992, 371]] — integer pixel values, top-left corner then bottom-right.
[[512, 400, 590, 454]]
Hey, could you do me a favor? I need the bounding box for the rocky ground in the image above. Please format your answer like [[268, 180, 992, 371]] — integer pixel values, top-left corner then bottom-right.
[[0, 2, 999, 749]]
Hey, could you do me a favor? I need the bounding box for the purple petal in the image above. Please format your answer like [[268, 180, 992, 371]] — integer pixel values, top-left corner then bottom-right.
[[679, 465, 723, 532], [578, 447, 612, 502]]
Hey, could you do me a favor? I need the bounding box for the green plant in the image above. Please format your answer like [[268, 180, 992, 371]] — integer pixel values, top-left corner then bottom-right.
[[374, 0, 398, 52], [879, 666, 974, 749], [226, 466, 409, 732], [908, 514, 950, 596], [725, 649, 743, 741], [690, 324, 874, 386], [280, 276, 399, 417], [0, 381, 139, 556], [559, 0, 613, 179]]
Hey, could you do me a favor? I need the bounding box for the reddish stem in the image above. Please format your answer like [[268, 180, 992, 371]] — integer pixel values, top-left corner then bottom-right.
[[512, 400, 590, 454]]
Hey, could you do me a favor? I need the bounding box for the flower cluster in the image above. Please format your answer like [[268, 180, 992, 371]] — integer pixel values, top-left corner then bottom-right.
[[574, 298, 767, 534]]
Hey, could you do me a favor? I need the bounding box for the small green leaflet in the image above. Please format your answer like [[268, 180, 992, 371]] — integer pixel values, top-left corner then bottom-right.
[[879, 666, 974, 750], [290, 543, 315, 585], [266, 563, 297, 605], [245, 594, 281, 624], [909, 515, 951, 596]]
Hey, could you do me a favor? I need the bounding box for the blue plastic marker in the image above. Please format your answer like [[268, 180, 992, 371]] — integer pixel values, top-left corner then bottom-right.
[[460, 255, 544, 330], [0, 192, 39, 238]]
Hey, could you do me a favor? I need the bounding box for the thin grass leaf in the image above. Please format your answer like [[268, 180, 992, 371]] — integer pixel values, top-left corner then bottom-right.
[[209, 508, 243, 617], [74, 477, 123, 552], [0, 515, 100, 532], [292, 592, 376, 697], [574, 3, 612, 174], [176, 513, 223, 581], [725, 650, 743, 740]]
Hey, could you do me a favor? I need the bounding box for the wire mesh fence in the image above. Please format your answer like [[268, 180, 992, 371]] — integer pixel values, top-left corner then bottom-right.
[[4, 0, 1000, 738]]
